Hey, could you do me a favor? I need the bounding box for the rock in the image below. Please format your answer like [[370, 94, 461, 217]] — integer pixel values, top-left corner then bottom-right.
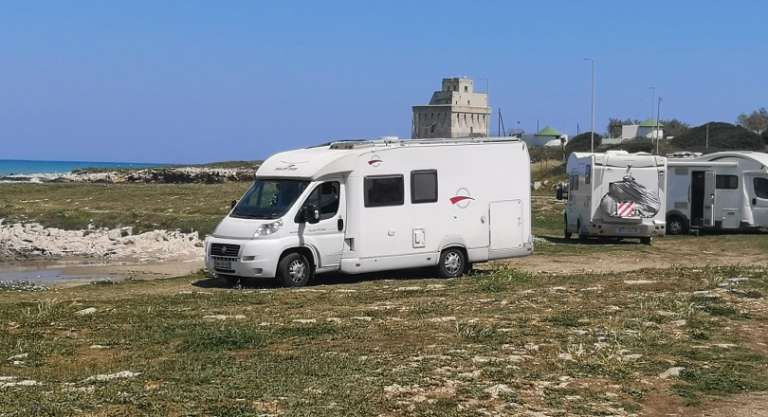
[[533, 181, 542, 191], [558, 353, 574, 361], [659, 367, 685, 379], [292, 319, 317, 324], [484, 384, 514, 398], [75, 307, 97, 316], [84, 370, 140, 382], [351, 316, 372, 322], [203, 314, 246, 321], [0, 379, 40, 388], [89, 345, 109, 349], [6, 353, 28, 361]]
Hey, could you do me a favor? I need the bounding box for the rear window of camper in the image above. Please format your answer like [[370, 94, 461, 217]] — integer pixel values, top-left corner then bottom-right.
[[716, 175, 738, 190], [364, 175, 404, 207], [411, 170, 438, 204]]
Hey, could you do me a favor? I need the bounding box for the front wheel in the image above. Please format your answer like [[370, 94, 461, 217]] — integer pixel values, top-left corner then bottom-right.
[[641, 237, 652, 245], [277, 252, 313, 287], [437, 248, 467, 278]]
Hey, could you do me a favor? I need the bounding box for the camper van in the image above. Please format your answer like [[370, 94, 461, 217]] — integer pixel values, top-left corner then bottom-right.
[[666, 151, 768, 234], [204, 137, 533, 287], [558, 151, 667, 244]]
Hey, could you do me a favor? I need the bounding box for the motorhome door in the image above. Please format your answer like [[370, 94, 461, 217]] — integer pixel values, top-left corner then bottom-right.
[[296, 180, 345, 269], [690, 171, 705, 226], [703, 171, 716, 227], [489, 200, 524, 250], [747, 174, 768, 226]]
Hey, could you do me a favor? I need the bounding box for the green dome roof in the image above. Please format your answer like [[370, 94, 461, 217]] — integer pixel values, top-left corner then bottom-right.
[[639, 119, 664, 128], [536, 126, 562, 137]]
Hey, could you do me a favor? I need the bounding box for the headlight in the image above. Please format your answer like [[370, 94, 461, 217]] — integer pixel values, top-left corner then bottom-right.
[[254, 220, 283, 237]]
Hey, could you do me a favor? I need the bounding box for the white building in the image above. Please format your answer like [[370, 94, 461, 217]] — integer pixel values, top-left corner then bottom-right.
[[412, 77, 491, 138], [521, 126, 568, 148], [621, 119, 664, 141]]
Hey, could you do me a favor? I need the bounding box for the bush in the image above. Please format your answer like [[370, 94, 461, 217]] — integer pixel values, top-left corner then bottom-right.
[[671, 122, 764, 151], [565, 132, 602, 155]]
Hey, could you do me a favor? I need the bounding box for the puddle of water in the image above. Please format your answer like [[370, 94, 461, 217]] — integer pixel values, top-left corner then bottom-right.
[[0, 268, 119, 285]]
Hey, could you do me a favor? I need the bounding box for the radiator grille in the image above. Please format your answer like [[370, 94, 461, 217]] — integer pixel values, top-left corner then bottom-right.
[[210, 243, 240, 257]]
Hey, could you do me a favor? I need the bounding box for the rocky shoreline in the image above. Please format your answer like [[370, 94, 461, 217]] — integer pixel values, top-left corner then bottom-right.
[[0, 166, 259, 184], [0, 219, 203, 261]]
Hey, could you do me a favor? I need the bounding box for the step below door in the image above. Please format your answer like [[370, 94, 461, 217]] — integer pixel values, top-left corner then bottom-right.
[[489, 200, 524, 252]]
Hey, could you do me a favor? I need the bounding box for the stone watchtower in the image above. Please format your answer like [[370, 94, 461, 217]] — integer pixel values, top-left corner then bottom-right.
[[412, 77, 491, 139]]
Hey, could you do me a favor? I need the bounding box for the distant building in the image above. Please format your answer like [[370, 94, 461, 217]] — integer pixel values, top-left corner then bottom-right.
[[521, 126, 569, 148], [412, 77, 491, 138], [621, 119, 664, 141]]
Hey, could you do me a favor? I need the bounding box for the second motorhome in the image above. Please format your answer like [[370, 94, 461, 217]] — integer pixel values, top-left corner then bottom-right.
[[204, 137, 533, 287], [666, 151, 768, 234], [558, 151, 667, 243]]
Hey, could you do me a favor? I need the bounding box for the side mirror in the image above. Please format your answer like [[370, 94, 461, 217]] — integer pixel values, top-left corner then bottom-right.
[[230, 200, 238, 209], [300, 204, 321, 224]]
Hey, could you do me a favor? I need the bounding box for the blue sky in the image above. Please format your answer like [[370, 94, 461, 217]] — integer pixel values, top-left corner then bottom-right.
[[0, 1, 765, 163]]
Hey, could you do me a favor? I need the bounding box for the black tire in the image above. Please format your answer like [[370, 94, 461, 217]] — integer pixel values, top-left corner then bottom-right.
[[666, 216, 687, 235], [577, 220, 588, 241], [641, 236, 652, 245], [437, 248, 467, 278], [564, 215, 572, 239], [277, 252, 313, 287]]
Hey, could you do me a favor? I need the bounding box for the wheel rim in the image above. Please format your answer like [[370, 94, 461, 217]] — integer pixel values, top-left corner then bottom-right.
[[444, 251, 463, 276], [287, 259, 307, 283], [669, 220, 682, 234]]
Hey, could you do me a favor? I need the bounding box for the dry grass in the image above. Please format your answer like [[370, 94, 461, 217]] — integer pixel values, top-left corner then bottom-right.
[[1, 265, 767, 416]]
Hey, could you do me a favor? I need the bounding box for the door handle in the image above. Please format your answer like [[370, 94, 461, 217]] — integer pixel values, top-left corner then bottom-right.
[[337, 218, 344, 231]]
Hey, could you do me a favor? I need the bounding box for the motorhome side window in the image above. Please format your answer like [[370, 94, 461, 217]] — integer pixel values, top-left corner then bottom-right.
[[585, 165, 591, 185], [364, 175, 404, 207], [715, 175, 738, 190], [300, 181, 340, 220], [411, 170, 438, 204], [755, 178, 768, 199]]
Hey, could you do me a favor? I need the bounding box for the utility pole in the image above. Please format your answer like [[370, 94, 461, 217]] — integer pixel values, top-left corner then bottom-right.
[[656, 97, 663, 155], [705, 123, 710, 152], [585, 58, 596, 153]]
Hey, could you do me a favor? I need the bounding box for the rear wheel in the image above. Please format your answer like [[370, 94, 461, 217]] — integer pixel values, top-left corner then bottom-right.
[[437, 248, 467, 278], [667, 215, 687, 235], [277, 252, 313, 287], [641, 236, 652, 245], [577, 220, 588, 241], [224, 276, 242, 287]]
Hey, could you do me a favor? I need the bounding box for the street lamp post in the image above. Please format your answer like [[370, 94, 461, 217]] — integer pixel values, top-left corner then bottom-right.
[[656, 97, 663, 155], [585, 58, 596, 153]]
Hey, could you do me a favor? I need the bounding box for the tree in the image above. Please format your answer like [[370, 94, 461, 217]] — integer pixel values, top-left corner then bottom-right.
[[736, 108, 768, 134], [565, 132, 602, 155], [660, 119, 689, 138]]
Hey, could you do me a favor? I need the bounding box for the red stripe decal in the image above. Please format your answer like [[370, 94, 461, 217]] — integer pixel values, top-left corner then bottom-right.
[[450, 196, 474, 204]]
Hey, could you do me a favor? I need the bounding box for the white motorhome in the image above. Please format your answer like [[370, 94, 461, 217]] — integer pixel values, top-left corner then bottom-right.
[[204, 137, 533, 287], [666, 151, 768, 234], [558, 151, 667, 243]]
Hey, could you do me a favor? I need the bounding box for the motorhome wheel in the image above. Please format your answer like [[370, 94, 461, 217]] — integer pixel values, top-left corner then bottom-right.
[[666, 215, 687, 235], [564, 214, 572, 239], [641, 237, 652, 245], [278, 252, 313, 287], [438, 248, 466, 278]]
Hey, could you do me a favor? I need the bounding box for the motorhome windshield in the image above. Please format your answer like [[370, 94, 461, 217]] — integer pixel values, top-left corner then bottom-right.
[[231, 179, 309, 220]]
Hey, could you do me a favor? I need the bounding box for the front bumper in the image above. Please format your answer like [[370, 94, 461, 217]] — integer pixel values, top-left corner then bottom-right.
[[204, 236, 284, 278]]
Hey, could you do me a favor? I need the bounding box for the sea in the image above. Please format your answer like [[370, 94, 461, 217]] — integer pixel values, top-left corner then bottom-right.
[[0, 159, 166, 176]]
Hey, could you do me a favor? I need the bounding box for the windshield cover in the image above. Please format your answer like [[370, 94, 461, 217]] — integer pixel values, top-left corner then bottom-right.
[[231, 179, 309, 220]]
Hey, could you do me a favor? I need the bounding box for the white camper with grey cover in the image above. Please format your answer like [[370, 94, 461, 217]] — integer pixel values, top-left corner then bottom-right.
[[204, 137, 533, 287], [558, 151, 667, 243], [666, 151, 768, 234]]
